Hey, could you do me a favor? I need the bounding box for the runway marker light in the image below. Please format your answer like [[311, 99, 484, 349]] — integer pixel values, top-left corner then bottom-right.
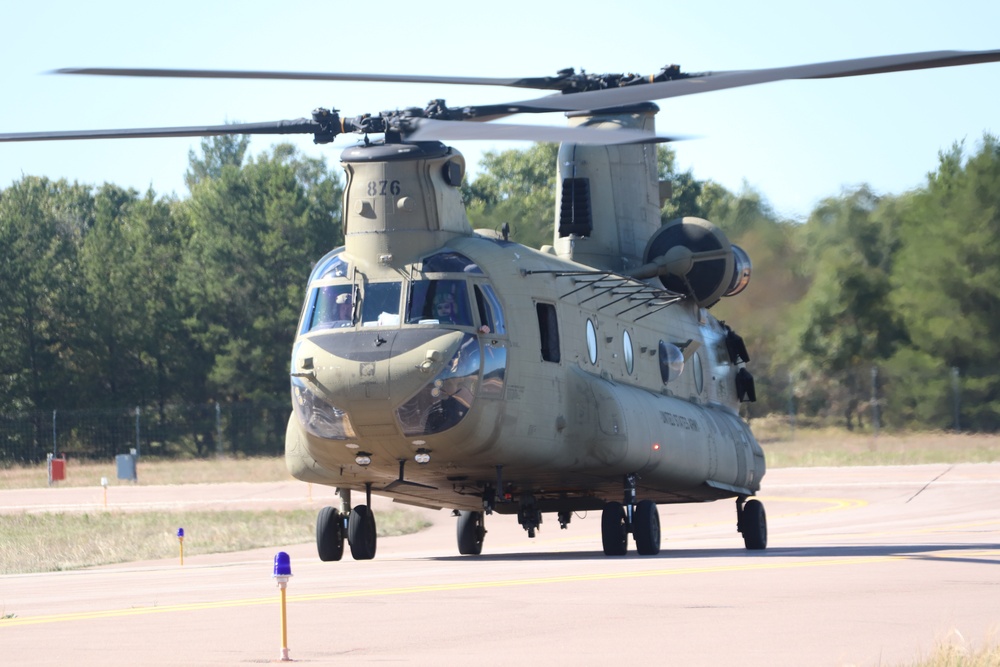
[[273, 552, 293, 662], [101, 477, 109, 508], [177, 528, 185, 566]]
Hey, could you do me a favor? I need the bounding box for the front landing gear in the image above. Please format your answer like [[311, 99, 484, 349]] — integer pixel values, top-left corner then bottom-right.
[[600, 474, 662, 556], [737, 497, 767, 550], [315, 485, 378, 561]]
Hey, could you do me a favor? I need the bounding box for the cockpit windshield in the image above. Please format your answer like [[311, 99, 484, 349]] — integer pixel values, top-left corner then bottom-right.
[[406, 279, 473, 326]]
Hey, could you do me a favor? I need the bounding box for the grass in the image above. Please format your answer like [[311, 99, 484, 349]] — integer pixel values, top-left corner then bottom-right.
[[0, 455, 290, 490], [902, 638, 1000, 666], [0, 508, 431, 574], [751, 416, 1000, 468], [3, 426, 998, 491]]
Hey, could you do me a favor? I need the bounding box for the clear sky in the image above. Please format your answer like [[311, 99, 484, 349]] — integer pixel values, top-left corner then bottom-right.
[[2, 0, 999, 220]]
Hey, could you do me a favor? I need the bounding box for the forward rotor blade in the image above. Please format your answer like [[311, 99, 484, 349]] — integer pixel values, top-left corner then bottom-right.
[[0, 119, 321, 143], [54, 67, 554, 89], [503, 49, 1000, 112], [403, 117, 674, 144]]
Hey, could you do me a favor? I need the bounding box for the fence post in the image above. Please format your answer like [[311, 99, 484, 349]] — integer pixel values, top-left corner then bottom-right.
[[951, 367, 961, 432], [871, 366, 880, 437], [215, 401, 223, 457], [134, 406, 141, 458]]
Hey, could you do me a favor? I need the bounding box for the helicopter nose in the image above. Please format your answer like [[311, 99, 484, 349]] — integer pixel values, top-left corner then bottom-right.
[[291, 329, 471, 432]]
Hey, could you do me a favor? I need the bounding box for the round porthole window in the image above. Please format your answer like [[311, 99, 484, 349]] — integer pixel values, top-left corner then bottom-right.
[[658, 340, 684, 384], [586, 319, 598, 365], [693, 351, 704, 393], [623, 330, 634, 374]]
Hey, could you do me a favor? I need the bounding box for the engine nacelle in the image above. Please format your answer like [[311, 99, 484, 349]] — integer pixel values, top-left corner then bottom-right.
[[641, 217, 752, 307]]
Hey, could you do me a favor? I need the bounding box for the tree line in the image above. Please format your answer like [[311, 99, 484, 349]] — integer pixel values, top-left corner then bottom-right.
[[1, 137, 344, 456], [2, 134, 999, 445]]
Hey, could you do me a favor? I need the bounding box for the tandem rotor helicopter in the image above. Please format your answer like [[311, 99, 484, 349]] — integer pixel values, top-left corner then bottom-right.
[[4, 49, 1000, 560]]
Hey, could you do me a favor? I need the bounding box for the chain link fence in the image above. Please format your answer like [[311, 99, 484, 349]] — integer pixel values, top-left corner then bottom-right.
[[0, 400, 290, 465]]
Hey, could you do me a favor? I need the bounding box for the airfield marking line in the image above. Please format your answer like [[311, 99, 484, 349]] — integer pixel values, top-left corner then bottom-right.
[[0, 553, 912, 628]]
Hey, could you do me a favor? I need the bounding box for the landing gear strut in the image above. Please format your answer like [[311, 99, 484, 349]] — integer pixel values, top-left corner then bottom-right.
[[600, 473, 661, 556]]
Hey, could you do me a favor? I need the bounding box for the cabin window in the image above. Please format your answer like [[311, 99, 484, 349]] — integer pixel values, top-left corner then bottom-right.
[[306, 285, 355, 331], [361, 282, 402, 327], [658, 340, 685, 384], [693, 351, 704, 393], [474, 284, 506, 335], [623, 330, 634, 374], [586, 319, 598, 365], [406, 279, 473, 326], [536, 303, 560, 363]]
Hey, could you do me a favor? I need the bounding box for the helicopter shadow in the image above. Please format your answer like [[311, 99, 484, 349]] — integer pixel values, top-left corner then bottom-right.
[[424, 542, 1000, 565]]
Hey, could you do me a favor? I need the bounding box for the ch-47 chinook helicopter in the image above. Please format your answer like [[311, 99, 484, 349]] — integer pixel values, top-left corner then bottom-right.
[[4, 49, 1000, 560]]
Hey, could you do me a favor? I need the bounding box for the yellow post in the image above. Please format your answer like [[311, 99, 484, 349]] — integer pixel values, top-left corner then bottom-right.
[[279, 583, 289, 660], [177, 528, 185, 566]]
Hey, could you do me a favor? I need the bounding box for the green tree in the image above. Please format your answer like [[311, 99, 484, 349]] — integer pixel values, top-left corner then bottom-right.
[[185, 134, 251, 191], [177, 143, 343, 406], [779, 186, 906, 428], [0, 177, 92, 415], [886, 136, 1000, 430], [463, 143, 558, 248], [76, 185, 185, 410]]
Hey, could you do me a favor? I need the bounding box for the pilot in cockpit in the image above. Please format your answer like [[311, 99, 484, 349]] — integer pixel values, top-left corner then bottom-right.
[[433, 292, 457, 324]]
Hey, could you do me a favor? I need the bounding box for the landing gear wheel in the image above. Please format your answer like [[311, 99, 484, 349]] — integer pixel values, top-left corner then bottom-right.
[[316, 506, 344, 561], [456, 510, 486, 555], [348, 504, 377, 560], [634, 499, 661, 556], [739, 499, 767, 550], [601, 501, 628, 556]]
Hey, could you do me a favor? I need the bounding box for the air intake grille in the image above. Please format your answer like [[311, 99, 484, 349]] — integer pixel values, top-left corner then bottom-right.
[[558, 177, 592, 237]]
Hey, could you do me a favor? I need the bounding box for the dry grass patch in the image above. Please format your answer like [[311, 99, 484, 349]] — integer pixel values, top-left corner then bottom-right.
[[0, 508, 430, 574], [751, 417, 1000, 467], [0, 456, 290, 490]]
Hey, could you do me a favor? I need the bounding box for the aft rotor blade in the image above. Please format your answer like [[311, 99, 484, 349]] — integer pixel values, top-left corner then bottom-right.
[[403, 118, 674, 144], [504, 49, 1000, 112], [54, 67, 557, 90], [0, 119, 322, 143]]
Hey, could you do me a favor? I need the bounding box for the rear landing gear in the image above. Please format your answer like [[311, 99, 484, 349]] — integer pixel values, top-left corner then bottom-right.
[[456, 510, 486, 555], [600, 474, 662, 556], [737, 497, 767, 550]]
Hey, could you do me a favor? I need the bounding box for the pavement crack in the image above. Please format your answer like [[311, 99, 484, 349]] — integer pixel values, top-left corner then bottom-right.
[[905, 465, 954, 504]]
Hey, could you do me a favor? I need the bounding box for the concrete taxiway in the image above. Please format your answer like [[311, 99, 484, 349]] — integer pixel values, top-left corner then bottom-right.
[[1, 463, 998, 666]]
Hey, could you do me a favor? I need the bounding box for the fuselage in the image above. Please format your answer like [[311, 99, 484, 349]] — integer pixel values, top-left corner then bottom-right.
[[285, 127, 764, 517]]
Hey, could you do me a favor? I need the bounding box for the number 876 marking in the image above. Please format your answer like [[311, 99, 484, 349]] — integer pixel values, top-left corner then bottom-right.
[[367, 180, 402, 196]]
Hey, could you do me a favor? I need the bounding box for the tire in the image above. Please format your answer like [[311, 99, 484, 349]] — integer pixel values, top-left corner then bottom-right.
[[634, 499, 661, 556], [601, 501, 628, 556], [456, 510, 486, 555], [740, 499, 767, 550], [316, 506, 344, 562], [348, 504, 377, 560]]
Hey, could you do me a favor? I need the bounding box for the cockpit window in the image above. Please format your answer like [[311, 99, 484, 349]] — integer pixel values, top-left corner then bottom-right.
[[308, 248, 349, 283], [361, 282, 402, 327], [306, 285, 355, 331], [474, 284, 506, 335], [406, 280, 473, 326], [421, 251, 483, 274]]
